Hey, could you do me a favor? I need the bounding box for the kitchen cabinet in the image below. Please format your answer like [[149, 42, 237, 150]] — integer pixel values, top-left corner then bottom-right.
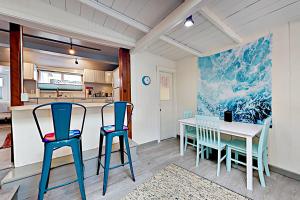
[[84, 69, 111, 84], [84, 69, 95, 83], [94, 70, 105, 83], [105, 71, 113, 83], [24, 63, 37, 80]]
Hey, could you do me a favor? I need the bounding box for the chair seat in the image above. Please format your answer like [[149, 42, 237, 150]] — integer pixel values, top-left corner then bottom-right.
[[43, 129, 81, 142], [101, 125, 128, 133], [227, 139, 259, 156], [199, 139, 227, 150]]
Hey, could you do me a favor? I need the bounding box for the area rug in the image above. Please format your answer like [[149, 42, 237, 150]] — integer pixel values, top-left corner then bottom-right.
[[0, 133, 11, 149], [123, 164, 250, 200]]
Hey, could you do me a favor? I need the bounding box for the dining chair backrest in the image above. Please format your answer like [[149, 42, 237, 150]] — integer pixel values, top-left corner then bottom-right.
[[101, 101, 134, 131], [183, 111, 193, 119], [196, 115, 220, 146], [258, 117, 271, 154], [33, 102, 86, 142]]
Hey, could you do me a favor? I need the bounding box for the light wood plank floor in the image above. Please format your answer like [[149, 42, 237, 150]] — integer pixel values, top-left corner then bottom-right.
[[28, 138, 299, 200]]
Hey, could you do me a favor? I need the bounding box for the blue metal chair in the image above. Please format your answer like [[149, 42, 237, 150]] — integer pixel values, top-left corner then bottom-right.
[[96, 101, 135, 195], [33, 102, 86, 200]]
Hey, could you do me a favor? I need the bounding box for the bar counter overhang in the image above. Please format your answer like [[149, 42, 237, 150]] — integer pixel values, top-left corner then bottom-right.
[[10, 103, 115, 167]]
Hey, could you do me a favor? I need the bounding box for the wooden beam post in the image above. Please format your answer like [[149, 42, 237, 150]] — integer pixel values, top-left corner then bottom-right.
[[118, 48, 132, 138], [10, 23, 23, 107], [10, 23, 23, 163]]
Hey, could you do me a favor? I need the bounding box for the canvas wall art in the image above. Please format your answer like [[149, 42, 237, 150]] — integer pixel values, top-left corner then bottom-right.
[[197, 35, 272, 124]]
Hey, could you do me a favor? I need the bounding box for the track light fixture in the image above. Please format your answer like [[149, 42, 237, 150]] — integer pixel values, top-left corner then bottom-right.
[[75, 58, 79, 65], [184, 15, 194, 27]]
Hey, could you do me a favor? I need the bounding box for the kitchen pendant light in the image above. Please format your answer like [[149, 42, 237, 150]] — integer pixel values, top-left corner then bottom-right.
[[184, 15, 194, 27], [69, 38, 75, 55]]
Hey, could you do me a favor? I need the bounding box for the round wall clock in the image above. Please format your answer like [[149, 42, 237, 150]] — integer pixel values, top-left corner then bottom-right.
[[142, 76, 151, 85]]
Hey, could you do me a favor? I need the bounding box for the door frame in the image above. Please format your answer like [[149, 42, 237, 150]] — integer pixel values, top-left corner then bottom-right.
[[156, 66, 177, 143]]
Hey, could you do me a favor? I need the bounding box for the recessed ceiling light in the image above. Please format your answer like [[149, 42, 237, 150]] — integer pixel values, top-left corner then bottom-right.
[[184, 15, 194, 27]]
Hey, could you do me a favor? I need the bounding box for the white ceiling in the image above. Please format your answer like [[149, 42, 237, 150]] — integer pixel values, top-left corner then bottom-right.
[[5, 0, 300, 61]]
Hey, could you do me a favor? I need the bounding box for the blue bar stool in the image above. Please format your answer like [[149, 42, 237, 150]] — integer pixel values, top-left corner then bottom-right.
[[96, 101, 135, 195], [33, 102, 87, 200]]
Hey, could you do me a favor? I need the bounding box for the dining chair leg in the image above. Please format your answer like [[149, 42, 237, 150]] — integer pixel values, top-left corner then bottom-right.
[[206, 147, 210, 159], [45, 158, 52, 192], [226, 146, 231, 172], [119, 135, 125, 165], [96, 134, 104, 175], [38, 145, 53, 200], [196, 141, 200, 167], [124, 134, 135, 182], [71, 140, 86, 200], [103, 135, 113, 195], [257, 155, 266, 187], [200, 145, 205, 160], [217, 149, 221, 176], [234, 151, 239, 166], [184, 134, 188, 151], [263, 150, 270, 177]]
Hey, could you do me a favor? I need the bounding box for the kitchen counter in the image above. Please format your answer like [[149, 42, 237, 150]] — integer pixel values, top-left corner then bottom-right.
[[11, 103, 115, 167], [10, 102, 109, 111]]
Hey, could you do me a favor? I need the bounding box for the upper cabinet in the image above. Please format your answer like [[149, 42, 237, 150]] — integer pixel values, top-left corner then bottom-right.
[[24, 63, 37, 80], [105, 71, 113, 84], [84, 69, 112, 84]]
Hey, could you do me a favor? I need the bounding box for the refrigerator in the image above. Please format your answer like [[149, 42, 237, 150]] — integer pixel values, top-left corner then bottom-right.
[[112, 68, 120, 101]]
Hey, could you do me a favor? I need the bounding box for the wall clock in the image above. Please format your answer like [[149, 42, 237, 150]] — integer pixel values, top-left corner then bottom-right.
[[142, 76, 151, 86]]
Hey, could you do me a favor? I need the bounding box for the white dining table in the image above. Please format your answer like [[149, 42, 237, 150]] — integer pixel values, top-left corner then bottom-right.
[[179, 117, 263, 191]]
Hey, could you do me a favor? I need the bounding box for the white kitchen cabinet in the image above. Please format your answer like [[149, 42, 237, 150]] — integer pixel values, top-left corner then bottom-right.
[[24, 63, 37, 80], [105, 71, 113, 84], [113, 68, 119, 88], [84, 69, 95, 83], [84, 69, 108, 83], [95, 70, 105, 83]]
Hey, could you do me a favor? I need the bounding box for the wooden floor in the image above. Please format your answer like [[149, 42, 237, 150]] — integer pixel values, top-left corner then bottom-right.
[[26, 138, 300, 200]]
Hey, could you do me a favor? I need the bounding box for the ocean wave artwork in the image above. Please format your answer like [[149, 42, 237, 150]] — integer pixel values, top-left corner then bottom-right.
[[197, 35, 272, 124]]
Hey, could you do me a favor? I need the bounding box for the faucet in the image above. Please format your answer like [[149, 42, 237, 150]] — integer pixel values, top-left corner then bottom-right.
[[56, 88, 62, 97]]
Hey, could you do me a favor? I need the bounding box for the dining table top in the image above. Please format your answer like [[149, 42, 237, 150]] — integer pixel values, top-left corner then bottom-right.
[[179, 117, 263, 138]]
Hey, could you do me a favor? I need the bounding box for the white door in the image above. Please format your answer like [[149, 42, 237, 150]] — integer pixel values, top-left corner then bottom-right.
[[160, 71, 175, 140]]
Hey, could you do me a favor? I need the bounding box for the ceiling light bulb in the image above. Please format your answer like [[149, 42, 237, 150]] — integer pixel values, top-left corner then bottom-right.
[[69, 48, 75, 55], [184, 15, 194, 27]]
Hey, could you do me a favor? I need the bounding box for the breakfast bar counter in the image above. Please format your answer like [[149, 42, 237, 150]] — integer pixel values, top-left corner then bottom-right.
[[11, 103, 114, 167]]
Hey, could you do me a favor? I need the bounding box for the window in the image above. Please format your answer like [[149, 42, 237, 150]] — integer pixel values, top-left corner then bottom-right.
[[39, 71, 82, 85], [63, 74, 82, 85], [38, 70, 83, 91], [39, 71, 62, 84]]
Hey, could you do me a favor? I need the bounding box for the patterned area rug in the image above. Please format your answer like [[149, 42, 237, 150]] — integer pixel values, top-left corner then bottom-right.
[[123, 164, 250, 200]]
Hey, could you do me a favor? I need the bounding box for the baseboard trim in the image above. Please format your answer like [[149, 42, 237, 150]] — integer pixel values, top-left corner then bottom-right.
[[269, 165, 300, 181]]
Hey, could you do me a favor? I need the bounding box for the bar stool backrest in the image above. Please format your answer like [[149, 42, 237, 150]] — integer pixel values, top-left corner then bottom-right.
[[101, 101, 134, 131], [33, 102, 86, 142]]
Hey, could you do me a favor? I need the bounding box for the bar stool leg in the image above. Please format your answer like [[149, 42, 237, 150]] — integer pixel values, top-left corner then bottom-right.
[[124, 134, 135, 182], [103, 135, 113, 196], [38, 144, 53, 200], [119, 135, 124, 165], [71, 140, 86, 200], [97, 134, 104, 175]]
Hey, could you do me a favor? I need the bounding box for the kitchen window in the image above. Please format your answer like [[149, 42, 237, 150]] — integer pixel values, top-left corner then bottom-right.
[[38, 70, 83, 91]]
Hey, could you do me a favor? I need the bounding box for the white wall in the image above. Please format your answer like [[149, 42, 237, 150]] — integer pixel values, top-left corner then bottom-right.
[[175, 21, 300, 175], [131, 52, 176, 144]]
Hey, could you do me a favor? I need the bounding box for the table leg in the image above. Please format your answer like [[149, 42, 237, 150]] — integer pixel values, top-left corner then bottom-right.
[[246, 136, 253, 190], [180, 123, 184, 156]]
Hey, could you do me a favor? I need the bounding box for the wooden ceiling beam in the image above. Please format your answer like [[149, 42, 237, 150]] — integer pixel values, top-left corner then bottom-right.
[[198, 6, 243, 43], [79, 0, 204, 57]]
